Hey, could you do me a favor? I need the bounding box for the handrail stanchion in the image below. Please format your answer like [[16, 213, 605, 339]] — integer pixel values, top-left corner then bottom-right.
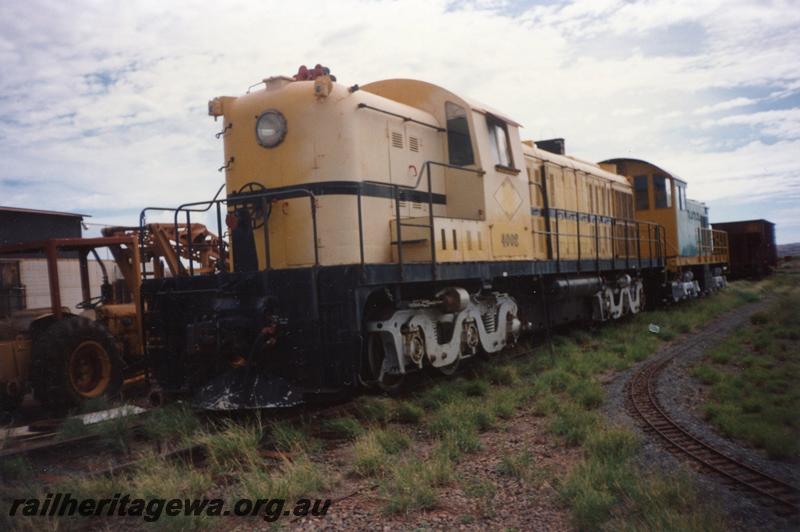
[[394, 187, 404, 281], [426, 162, 437, 280], [611, 218, 616, 271], [139, 211, 148, 280], [260, 197, 271, 270], [594, 215, 600, 272], [186, 210, 194, 276], [636, 222, 641, 270], [555, 210, 561, 273], [624, 219, 629, 270], [310, 196, 319, 267], [357, 189, 365, 269], [215, 202, 225, 272], [576, 211, 582, 271]]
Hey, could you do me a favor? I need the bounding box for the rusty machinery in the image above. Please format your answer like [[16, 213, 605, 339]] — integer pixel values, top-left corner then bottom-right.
[[0, 224, 224, 412]]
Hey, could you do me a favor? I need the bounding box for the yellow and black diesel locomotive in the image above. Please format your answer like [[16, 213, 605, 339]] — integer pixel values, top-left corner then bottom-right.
[[140, 66, 727, 409]]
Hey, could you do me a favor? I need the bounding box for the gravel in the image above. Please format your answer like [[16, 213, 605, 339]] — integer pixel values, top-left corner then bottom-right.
[[603, 299, 799, 532]]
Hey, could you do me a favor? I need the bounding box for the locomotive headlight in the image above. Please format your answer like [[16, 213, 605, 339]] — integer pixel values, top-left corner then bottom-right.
[[255, 110, 287, 148]]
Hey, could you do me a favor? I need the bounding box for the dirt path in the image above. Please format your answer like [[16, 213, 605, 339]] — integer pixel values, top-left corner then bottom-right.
[[604, 298, 799, 532]]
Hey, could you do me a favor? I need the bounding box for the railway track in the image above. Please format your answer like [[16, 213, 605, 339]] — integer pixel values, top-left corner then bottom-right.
[[626, 304, 799, 515]]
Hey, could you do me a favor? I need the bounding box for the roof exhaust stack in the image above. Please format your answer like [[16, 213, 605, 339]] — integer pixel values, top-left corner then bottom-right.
[[534, 138, 565, 155]]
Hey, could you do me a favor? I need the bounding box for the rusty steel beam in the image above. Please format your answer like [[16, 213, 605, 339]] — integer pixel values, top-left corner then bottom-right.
[[0, 236, 135, 255], [44, 240, 62, 319]]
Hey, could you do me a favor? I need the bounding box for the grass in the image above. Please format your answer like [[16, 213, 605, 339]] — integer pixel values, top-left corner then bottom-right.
[[352, 432, 386, 477], [380, 456, 453, 514], [559, 426, 725, 531], [497, 450, 534, 480], [237, 453, 327, 501], [352, 428, 412, 477], [320, 416, 365, 440], [461, 477, 496, 518], [3, 279, 767, 530], [354, 396, 394, 424], [268, 420, 317, 453], [394, 401, 424, 423], [354, 279, 764, 523], [692, 286, 800, 459], [202, 419, 263, 472], [142, 402, 201, 445], [529, 280, 765, 528]]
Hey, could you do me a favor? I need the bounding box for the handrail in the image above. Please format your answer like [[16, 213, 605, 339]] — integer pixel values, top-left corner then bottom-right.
[[380, 160, 485, 280], [532, 206, 666, 271], [357, 103, 446, 132], [139, 168, 667, 282], [170, 187, 319, 275]]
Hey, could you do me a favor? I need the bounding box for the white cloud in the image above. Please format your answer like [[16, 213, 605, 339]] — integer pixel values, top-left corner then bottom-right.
[[0, 0, 799, 240], [694, 97, 759, 115], [706, 108, 800, 139]]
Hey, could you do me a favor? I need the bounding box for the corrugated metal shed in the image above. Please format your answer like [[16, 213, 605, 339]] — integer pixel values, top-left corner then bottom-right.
[[0, 206, 87, 253]]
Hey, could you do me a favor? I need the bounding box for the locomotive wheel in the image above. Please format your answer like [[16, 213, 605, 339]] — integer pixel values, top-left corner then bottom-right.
[[31, 317, 123, 408], [366, 333, 404, 392]]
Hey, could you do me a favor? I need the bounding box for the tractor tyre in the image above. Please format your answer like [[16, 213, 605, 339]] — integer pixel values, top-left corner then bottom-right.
[[31, 317, 123, 408]]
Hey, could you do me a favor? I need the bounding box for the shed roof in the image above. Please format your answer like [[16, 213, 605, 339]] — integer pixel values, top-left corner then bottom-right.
[[0, 206, 90, 219]]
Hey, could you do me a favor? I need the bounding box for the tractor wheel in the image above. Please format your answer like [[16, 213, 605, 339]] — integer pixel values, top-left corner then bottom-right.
[[31, 317, 123, 408]]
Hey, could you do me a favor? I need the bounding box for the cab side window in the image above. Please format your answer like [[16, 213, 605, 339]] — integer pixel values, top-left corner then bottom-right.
[[677, 184, 686, 210], [445, 102, 474, 166], [487, 115, 514, 168], [653, 174, 672, 209], [634, 175, 649, 210]]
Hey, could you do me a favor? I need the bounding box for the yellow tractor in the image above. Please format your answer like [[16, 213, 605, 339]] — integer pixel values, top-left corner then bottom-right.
[[0, 224, 224, 412]]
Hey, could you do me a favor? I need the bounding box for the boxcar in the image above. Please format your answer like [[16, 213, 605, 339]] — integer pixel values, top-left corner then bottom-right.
[[712, 219, 777, 279]]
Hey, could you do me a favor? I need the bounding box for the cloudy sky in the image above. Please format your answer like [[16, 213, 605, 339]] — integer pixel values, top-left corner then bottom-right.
[[1, 0, 799, 242]]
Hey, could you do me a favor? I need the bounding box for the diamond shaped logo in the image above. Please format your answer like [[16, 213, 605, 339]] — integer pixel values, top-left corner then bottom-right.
[[494, 178, 522, 219]]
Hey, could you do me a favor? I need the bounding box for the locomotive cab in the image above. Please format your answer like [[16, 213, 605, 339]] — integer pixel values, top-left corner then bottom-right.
[[602, 158, 729, 297], [208, 74, 536, 270]]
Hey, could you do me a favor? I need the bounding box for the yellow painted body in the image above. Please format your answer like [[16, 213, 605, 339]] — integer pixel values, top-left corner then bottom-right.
[[523, 145, 641, 263], [605, 159, 728, 272], [211, 77, 651, 269]]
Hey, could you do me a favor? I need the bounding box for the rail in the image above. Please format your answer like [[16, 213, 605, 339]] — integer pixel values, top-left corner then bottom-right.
[[627, 308, 800, 514]]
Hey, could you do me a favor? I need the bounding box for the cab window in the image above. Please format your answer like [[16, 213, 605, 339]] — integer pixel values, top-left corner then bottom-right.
[[634, 175, 649, 210], [653, 174, 672, 209], [487, 115, 514, 168], [445, 102, 474, 166]]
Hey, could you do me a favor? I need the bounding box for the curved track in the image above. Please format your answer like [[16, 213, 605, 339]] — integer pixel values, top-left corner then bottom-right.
[[626, 306, 799, 515]]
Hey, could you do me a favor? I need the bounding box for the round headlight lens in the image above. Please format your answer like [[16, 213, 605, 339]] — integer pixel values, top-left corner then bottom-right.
[[255, 110, 287, 148]]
